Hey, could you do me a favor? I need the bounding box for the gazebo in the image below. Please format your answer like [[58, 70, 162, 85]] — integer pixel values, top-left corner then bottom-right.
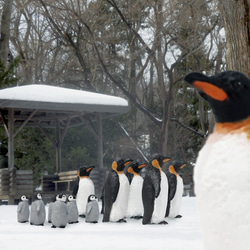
[[0, 84, 130, 203]]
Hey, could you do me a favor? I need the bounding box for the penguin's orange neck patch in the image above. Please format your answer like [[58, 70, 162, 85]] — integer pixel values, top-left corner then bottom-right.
[[214, 116, 250, 134], [79, 176, 89, 179], [169, 165, 178, 176], [152, 159, 162, 171], [193, 81, 228, 101]]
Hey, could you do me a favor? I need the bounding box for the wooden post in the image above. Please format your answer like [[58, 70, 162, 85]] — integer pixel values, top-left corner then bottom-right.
[[8, 109, 14, 169], [8, 109, 15, 204], [56, 120, 61, 173], [97, 113, 103, 168]]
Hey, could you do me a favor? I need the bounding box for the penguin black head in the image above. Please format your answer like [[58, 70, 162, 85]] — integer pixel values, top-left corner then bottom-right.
[[78, 166, 95, 177], [68, 195, 76, 202], [32, 193, 42, 201], [168, 161, 186, 175], [184, 71, 250, 123], [56, 194, 67, 202], [127, 162, 147, 174], [112, 159, 133, 172], [149, 154, 171, 168], [20, 195, 28, 202], [88, 194, 97, 202]]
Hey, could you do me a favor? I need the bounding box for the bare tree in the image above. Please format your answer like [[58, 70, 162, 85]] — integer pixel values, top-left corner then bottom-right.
[[0, 0, 13, 66], [218, 0, 250, 77]]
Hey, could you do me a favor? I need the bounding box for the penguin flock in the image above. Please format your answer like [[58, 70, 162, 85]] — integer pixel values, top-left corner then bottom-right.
[[17, 156, 185, 227], [102, 154, 186, 224]]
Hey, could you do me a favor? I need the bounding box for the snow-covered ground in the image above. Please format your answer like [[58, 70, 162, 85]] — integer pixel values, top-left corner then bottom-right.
[[0, 197, 203, 250]]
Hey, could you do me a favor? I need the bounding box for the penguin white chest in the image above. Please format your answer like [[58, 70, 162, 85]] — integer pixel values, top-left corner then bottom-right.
[[76, 178, 95, 215], [110, 173, 129, 222], [126, 175, 144, 217], [168, 175, 183, 218], [151, 171, 168, 224], [195, 132, 250, 250]]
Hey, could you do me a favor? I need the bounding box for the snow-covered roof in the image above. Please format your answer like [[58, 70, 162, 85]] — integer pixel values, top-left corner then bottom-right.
[[0, 84, 129, 113], [0, 84, 130, 128]]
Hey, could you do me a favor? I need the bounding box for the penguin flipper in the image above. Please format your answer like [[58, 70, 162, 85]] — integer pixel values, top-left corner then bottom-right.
[[103, 171, 119, 222], [142, 176, 155, 225], [72, 177, 80, 196], [166, 174, 177, 217]]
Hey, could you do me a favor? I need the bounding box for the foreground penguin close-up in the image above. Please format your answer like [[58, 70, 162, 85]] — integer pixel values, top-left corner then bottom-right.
[[185, 70, 250, 250], [72, 166, 95, 217], [103, 158, 133, 223], [142, 154, 170, 225]]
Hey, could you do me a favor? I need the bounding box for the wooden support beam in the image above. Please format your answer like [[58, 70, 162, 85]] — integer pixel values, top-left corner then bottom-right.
[[14, 110, 38, 137], [97, 113, 103, 168], [8, 109, 14, 169]]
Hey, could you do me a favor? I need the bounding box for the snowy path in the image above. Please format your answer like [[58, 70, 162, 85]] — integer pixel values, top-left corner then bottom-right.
[[0, 197, 203, 250]]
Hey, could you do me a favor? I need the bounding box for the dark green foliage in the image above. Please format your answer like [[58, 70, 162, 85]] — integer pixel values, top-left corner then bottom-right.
[[0, 57, 20, 88]]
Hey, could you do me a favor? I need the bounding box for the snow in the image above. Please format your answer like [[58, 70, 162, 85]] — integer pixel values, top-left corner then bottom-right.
[[0, 84, 128, 107], [0, 197, 203, 250]]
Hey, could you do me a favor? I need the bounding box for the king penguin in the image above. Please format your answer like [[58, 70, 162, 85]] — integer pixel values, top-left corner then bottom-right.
[[72, 166, 95, 217], [142, 154, 170, 225], [102, 158, 133, 222], [126, 162, 147, 219], [51, 194, 68, 228], [17, 195, 30, 223], [30, 193, 46, 226], [165, 161, 186, 218], [67, 195, 79, 224], [85, 194, 99, 223], [184, 71, 250, 250]]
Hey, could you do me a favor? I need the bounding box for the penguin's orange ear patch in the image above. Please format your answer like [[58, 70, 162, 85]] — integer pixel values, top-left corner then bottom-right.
[[112, 161, 118, 171], [152, 159, 161, 170], [127, 167, 134, 174], [193, 81, 228, 101], [169, 165, 177, 176]]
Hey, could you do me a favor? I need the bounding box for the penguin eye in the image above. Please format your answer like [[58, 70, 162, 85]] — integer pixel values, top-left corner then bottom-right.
[[232, 81, 243, 90]]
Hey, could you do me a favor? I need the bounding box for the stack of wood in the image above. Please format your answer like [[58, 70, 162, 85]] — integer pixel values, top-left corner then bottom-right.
[[0, 169, 9, 199], [9, 170, 33, 197]]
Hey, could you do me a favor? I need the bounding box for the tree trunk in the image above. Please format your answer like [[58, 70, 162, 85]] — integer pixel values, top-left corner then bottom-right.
[[0, 0, 13, 66], [219, 0, 250, 77]]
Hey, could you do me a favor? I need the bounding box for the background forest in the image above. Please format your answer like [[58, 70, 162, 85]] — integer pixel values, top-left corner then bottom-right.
[[0, 0, 249, 185]]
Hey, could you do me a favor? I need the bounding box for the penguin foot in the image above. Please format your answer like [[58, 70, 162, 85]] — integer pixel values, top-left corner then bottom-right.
[[68, 221, 79, 224], [19, 221, 28, 223], [59, 226, 66, 228], [86, 221, 98, 224], [175, 215, 182, 218], [79, 215, 85, 218], [131, 216, 143, 220], [158, 220, 168, 225], [51, 225, 56, 228], [117, 219, 127, 223]]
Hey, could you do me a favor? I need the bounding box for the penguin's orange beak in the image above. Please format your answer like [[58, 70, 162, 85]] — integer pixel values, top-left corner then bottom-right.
[[138, 163, 147, 169], [193, 81, 228, 101], [163, 157, 171, 163], [180, 164, 186, 169]]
